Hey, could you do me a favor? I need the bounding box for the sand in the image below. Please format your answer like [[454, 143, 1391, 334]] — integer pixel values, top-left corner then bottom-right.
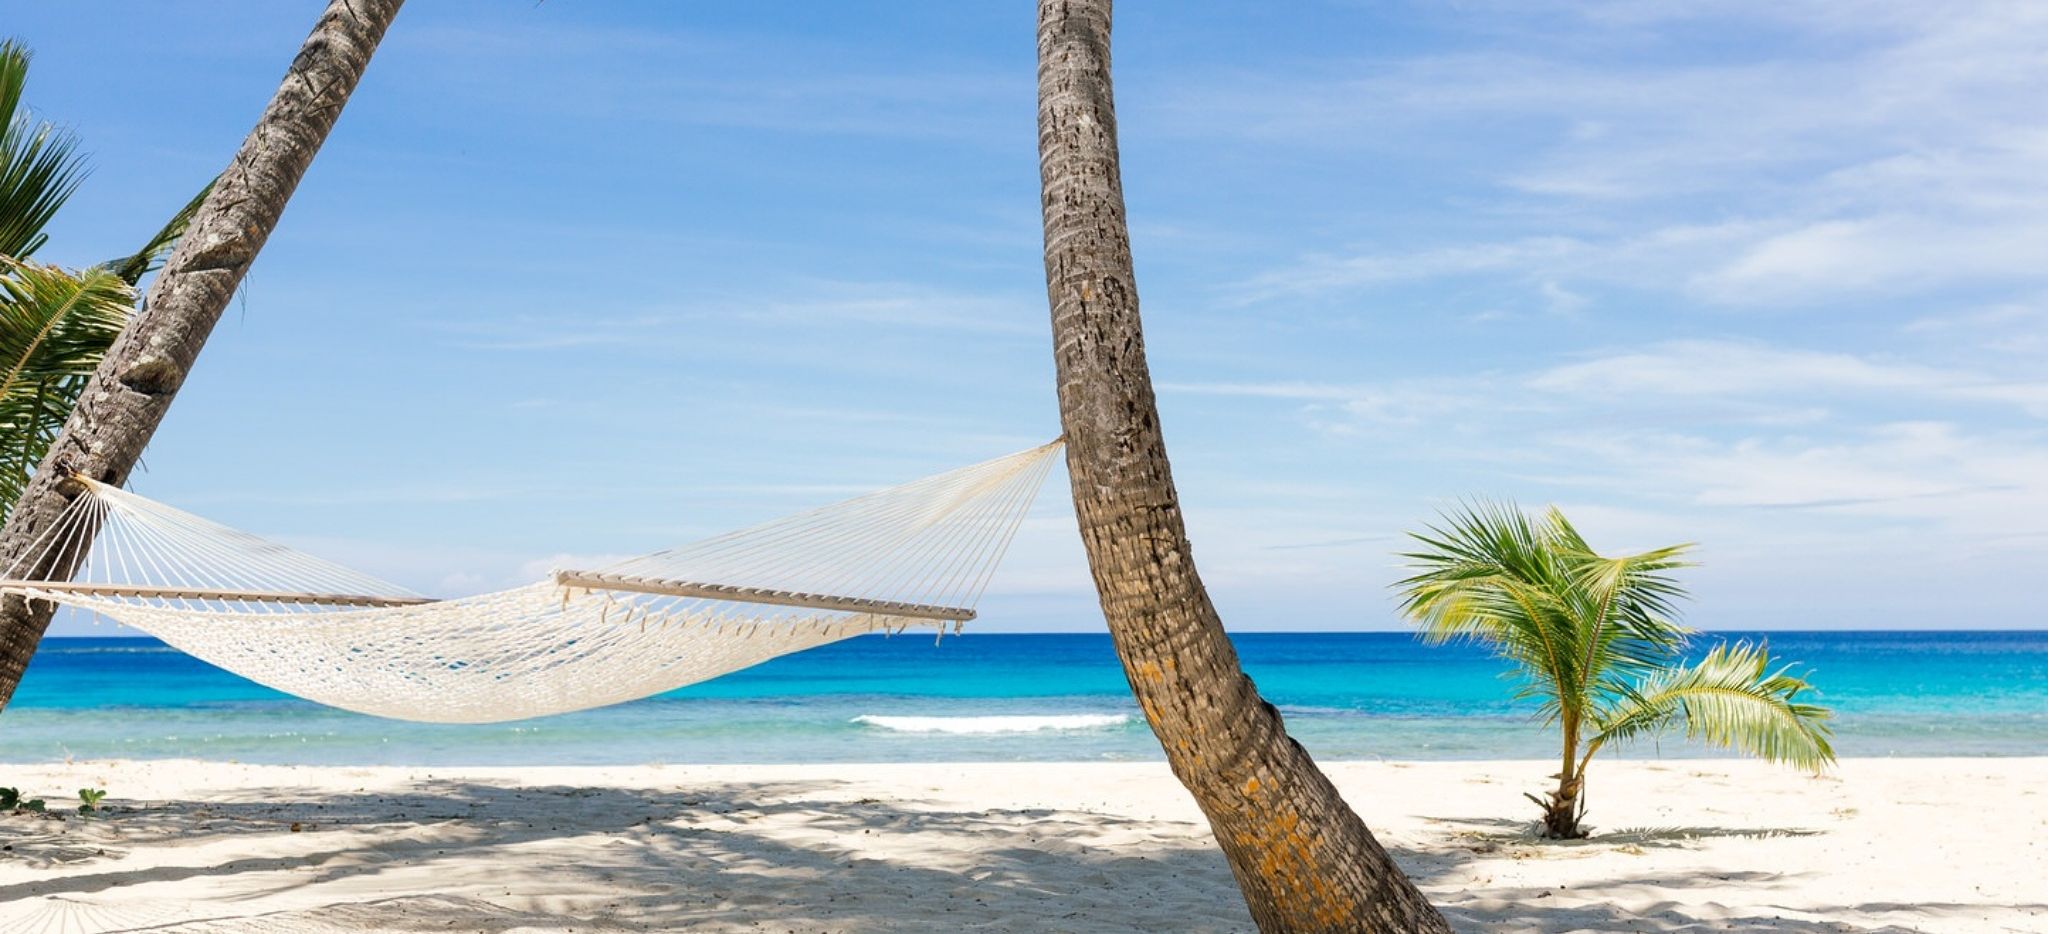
[[0, 757, 2041, 932]]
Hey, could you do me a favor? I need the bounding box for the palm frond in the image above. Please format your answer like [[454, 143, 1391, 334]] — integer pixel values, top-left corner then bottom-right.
[[0, 258, 135, 517], [101, 178, 214, 286], [0, 257, 133, 387], [0, 372, 84, 510], [1545, 509, 1697, 701], [0, 39, 87, 260], [1588, 640, 1835, 771], [1396, 499, 1590, 714]]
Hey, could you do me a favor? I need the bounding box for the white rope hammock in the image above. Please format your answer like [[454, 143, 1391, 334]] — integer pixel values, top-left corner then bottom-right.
[[0, 441, 1062, 723]]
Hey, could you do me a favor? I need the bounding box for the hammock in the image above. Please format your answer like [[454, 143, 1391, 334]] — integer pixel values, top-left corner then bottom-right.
[[0, 441, 1062, 723]]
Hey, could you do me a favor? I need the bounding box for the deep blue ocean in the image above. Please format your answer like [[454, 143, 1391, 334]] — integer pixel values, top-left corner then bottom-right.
[[1, 631, 2042, 764]]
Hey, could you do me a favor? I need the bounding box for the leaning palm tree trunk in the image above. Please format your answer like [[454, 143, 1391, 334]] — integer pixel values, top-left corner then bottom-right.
[[1035, 3, 1448, 931], [0, 0, 406, 712]]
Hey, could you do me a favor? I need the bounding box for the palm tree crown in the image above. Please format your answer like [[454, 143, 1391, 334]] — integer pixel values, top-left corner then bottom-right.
[[1395, 500, 1834, 837]]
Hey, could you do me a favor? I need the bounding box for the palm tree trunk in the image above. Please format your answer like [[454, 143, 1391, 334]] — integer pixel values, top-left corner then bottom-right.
[[1537, 719, 1587, 839], [0, 0, 405, 712], [1035, 3, 1448, 930], [1539, 776, 1586, 839]]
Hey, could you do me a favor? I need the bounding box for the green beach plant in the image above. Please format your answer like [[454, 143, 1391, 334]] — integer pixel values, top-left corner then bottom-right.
[[0, 785, 44, 813], [1394, 500, 1834, 838], [76, 787, 106, 815], [0, 785, 106, 817]]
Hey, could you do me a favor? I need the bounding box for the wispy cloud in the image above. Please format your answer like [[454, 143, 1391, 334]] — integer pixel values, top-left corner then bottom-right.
[[395, 20, 1021, 143], [1693, 214, 2048, 306], [432, 280, 1041, 353], [1262, 534, 1393, 551], [1228, 238, 1585, 305], [1195, 1, 2048, 311], [735, 282, 1042, 335], [1903, 295, 2048, 355], [1159, 378, 1510, 429], [1171, 334, 2048, 561], [1549, 421, 2048, 527], [1530, 340, 2048, 417]]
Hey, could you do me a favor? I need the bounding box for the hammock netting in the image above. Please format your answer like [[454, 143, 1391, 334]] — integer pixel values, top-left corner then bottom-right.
[[0, 441, 1062, 723]]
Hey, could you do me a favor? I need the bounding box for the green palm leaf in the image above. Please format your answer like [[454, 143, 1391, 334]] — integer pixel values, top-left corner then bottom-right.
[[0, 39, 86, 260], [1547, 509, 1695, 700], [1397, 500, 1588, 720], [0, 258, 136, 515], [0, 259, 134, 382], [1590, 640, 1835, 771], [101, 180, 213, 286]]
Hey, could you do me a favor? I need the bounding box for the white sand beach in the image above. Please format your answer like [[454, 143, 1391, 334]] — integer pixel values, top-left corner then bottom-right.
[[1, 757, 2041, 932]]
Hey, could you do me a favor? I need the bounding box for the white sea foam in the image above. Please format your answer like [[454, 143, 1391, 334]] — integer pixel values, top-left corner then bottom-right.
[[851, 714, 1132, 734]]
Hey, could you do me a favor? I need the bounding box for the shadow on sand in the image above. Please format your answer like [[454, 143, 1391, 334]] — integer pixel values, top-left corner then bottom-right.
[[2, 778, 1235, 932], [1, 783, 2036, 932]]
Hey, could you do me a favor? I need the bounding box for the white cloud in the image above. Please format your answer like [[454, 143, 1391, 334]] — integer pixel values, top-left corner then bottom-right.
[[1539, 281, 1588, 317], [1529, 340, 2048, 417], [399, 20, 1020, 143], [1904, 296, 2048, 355], [1196, 1, 2048, 310], [739, 282, 1042, 336], [1158, 381, 1358, 401], [438, 281, 1041, 353], [1549, 422, 2048, 534], [1693, 216, 2048, 306], [1159, 378, 1508, 430], [1170, 333, 2048, 601], [1166, 340, 2048, 437], [1228, 238, 1585, 304]]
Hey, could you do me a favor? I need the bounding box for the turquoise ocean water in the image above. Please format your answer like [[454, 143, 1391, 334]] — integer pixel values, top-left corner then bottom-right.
[[1, 631, 2042, 764]]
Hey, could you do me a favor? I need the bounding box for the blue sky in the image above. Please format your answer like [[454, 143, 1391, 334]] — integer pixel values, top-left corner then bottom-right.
[[8, 1, 2045, 633]]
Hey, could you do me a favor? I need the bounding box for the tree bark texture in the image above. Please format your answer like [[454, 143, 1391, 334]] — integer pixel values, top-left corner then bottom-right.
[[1540, 776, 1587, 840], [1035, 2, 1451, 931], [0, 0, 406, 712]]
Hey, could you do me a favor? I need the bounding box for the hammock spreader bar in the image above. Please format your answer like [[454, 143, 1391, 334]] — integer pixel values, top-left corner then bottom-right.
[[553, 570, 976, 623], [3, 582, 434, 608], [3, 577, 979, 621]]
